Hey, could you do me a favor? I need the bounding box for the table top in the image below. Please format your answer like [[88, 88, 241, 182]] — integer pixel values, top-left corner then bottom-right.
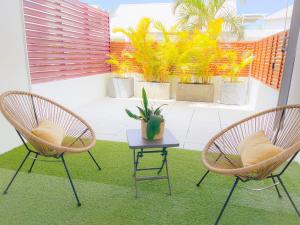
[[126, 129, 180, 149]]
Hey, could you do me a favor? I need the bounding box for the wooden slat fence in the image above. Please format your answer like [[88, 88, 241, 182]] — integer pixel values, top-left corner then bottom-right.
[[23, 0, 288, 89], [23, 0, 110, 83], [251, 31, 288, 89]]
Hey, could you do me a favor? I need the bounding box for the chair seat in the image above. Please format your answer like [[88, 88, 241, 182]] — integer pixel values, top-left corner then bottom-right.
[[0, 91, 96, 157], [202, 105, 300, 180]]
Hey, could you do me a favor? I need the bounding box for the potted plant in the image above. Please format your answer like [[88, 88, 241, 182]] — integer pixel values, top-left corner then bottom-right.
[[220, 51, 254, 105], [175, 19, 223, 102], [125, 88, 166, 140], [113, 18, 177, 100], [106, 52, 134, 98]]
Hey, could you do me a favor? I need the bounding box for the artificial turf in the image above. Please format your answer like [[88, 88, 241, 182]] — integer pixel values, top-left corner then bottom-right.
[[0, 140, 300, 225]]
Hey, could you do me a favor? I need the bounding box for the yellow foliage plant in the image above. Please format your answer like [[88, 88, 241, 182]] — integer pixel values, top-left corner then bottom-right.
[[220, 50, 254, 83], [175, 19, 224, 84], [113, 18, 190, 83], [188, 19, 224, 84], [106, 51, 132, 78], [153, 21, 182, 82], [113, 18, 161, 82], [112, 18, 225, 84]]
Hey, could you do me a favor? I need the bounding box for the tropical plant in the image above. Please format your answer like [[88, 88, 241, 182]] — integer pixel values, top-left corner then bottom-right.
[[174, 0, 244, 40], [176, 19, 224, 84], [113, 17, 225, 84], [125, 88, 166, 140], [113, 18, 162, 82], [106, 51, 132, 78], [113, 18, 185, 83], [220, 50, 254, 82], [153, 22, 181, 82]]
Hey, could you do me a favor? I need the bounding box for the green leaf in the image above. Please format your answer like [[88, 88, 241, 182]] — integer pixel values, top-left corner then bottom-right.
[[154, 104, 167, 115], [142, 88, 148, 115], [136, 106, 148, 121], [125, 109, 141, 120], [146, 115, 162, 140]]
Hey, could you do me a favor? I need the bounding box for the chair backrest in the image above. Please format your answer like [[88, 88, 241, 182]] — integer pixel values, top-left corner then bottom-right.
[[203, 105, 300, 179], [0, 91, 96, 156]]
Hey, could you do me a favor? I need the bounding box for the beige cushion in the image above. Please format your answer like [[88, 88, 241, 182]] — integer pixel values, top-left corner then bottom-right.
[[32, 121, 65, 146], [237, 131, 283, 167]]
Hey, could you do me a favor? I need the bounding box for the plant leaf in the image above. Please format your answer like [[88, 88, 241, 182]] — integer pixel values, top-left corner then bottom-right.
[[146, 115, 162, 140], [136, 106, 148, 121], [154, 104, 167, 115], [125, 109, 141, 120], [142, 88, 148, 115]]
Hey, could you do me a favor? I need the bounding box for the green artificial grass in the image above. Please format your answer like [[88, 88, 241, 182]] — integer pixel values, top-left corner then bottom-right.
[[0, 140, 300, 225]]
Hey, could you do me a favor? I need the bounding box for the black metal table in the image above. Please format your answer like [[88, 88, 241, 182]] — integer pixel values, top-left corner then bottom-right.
[[126, 129, 179, 197]]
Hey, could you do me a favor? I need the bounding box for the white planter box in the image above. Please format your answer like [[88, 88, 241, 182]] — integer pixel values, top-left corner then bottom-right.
[[220, 82, 247, 105], [134, 81, 171, 100], [107, 77, 134, 98], [176, 83, 214, 102]]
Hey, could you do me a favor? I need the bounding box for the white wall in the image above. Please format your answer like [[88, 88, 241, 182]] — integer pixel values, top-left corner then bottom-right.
[[248, 78, 279, 112], [0, 0, 30, 154], [288, 31, 300, 104], [32, 74, 111, 110], [288, 31, 300, 163]]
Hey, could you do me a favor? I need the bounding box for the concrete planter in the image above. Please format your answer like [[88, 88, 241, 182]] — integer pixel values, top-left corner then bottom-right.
[[220, 82, 247, 105], [176, 83, 214, 102], [107, 77, 134, 98], [135, 81, 171, 100]]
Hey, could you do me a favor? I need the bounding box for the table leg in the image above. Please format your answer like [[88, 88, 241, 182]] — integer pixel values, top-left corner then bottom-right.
[[164, 149, 172, 195], [133, 149, 136, 177], [132, 147, 172, 197], [157, 148, 168, 174], [134, 148, 144, 198], [133, 149, 138, 198]]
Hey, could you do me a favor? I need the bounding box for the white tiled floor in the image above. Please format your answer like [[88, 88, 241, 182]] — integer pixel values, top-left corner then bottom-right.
[[76, 97, 255, 151]]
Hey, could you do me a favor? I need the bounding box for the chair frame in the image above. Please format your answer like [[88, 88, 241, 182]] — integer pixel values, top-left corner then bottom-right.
[[197, 151, 299, 225], [196, 105, 300, 225], [0, 91, 102, 207]]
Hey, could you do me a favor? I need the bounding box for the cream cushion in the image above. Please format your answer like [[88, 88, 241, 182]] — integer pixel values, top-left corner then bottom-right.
[[32, 121, 65, 146], [237, 131, 283, 167]]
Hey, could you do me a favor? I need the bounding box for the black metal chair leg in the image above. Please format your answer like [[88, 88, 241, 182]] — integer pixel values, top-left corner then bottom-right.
[[61, 155, 81, 207], [214, 177, 239, 225], [28, 153, 38, 173], [87, 151, 101, 170], [277, 176, 300, 217], [3, 151, 31, 194], [271, 175, 282, 198], [196, 170, 210, 187]]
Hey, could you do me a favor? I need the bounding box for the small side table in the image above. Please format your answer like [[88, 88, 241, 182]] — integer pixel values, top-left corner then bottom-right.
[[126, 129, 179, 197]]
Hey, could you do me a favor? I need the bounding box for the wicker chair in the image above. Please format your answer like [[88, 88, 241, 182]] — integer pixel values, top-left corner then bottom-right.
[[0, 91, 102, 206], [196, 105, 300, 225]]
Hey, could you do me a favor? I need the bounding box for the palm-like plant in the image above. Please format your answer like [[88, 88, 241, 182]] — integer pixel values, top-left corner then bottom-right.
[[113, 18, 161, 82], [175, 19, 223, 84], [154, 22, 181, 82], [174, 0, 244, 40], [113, 18, 184, 83], [106, 51, 132, 78], [220, 50, 254, 82]]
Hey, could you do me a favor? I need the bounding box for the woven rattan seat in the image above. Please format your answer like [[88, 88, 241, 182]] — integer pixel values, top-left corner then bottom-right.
[[197, 105, 300, 225], [0, 91, 102, 206]]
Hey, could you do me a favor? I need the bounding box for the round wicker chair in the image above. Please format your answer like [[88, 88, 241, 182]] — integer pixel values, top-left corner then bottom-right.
[[197, 105, 300, 225], [0, 91, 102, 206]]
